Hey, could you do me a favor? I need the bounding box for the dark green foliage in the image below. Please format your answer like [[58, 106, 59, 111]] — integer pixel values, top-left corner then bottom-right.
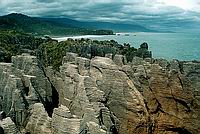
[[136, 42, 152, 58], [0, 30, 45, 62], [89, 30, 114, 35], [37, 41, 68, 70], [125, 47, 137, 62]]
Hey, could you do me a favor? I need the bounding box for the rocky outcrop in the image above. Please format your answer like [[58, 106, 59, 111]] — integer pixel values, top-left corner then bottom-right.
[[125, 58, 200, 134], [25, 103, 52, 134], [89, 57, 149, 133], [52, 105, 81, 134], [45, 53, 149, 133], [0, 117, 20, 134], [0, 53, 55, 132], [0, 53, 199, 134]]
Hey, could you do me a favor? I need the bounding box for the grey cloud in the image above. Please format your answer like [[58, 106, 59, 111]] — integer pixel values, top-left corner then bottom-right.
[[0, 0, 200, 31]]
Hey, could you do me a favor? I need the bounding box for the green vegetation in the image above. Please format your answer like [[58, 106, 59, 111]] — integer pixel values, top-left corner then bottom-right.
[[0, 13, 114, 36], [0, 30, 45, 62], [37, 39, 118, 70], [37, 38, 151, 70], [0, 30, 151, 70]]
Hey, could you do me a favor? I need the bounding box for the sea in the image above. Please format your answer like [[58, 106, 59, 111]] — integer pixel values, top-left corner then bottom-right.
[[53, 32, 200, 61]]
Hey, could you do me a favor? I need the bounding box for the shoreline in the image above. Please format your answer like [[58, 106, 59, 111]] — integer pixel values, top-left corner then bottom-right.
[[52, 35, 104, 42], [51, 32, 173, 42], [51, 32, 144, 42]]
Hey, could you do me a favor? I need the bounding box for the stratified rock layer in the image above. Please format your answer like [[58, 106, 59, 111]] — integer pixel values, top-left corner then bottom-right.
[[25, 103, 52, 134], [0, 53, 199, 134], [46, 53, 150, 134], [0, 54, 54, 133], [126, 58, 200, 134], [0, 117, 20, 134]]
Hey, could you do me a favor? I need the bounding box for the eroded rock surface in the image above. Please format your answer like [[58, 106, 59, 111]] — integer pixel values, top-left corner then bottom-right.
[[0, 53, 199, 134], [125, 58, 200, 134], [0, 117, 20, 134], [25, 103, 52, 134], [45, 54, 150, 134], [0, 54, 54, 133]]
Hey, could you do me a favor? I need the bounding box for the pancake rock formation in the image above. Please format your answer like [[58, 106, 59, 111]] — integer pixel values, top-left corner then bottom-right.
[[0, 53, 199, 134]]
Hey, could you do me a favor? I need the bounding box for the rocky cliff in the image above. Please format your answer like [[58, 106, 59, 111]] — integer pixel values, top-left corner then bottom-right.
[[0, 53, 199, 134]]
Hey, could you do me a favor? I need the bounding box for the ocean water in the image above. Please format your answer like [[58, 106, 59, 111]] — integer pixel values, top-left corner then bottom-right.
[[54, 32, 200, 61]]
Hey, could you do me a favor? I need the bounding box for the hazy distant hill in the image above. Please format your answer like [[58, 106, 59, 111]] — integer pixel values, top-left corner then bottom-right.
[[0, 13, 113, 36], [0, 13, 155, 36], [39, 17, 154, 32]]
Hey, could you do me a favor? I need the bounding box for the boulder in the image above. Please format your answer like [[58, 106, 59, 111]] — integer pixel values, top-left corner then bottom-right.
[[113, 54, 127, 66], [52, 105, 81, 134], [25, 103, 52, 134], [62, 52, 78, 64], [0, 117, 20, 134]]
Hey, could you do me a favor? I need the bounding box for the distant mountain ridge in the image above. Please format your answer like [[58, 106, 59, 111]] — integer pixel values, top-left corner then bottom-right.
[[0, 13, 155, 36], [0, 13, 113, 36]]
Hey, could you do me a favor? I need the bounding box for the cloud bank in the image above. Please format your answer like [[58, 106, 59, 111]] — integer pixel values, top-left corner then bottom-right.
[[0, 0, 200, 31]]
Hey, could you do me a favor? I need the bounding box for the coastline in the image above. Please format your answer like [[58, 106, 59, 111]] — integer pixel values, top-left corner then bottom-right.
[[51, 32, 200, 61], [51, 32, 144, 42], [52, 35, 103, 42]]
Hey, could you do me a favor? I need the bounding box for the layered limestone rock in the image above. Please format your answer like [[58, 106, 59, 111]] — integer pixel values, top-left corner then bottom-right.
[[113, 54, 127, 66], [0, 54, 54, 132], [0, 52, 200, 134], [44, 53, 200, 134], [182, 61, 200, 97], [125, 58, 200, 134], [46, 53, 150, 134], [0, 117, 20, 134], [25, 103, 52, 134], [89, 57, 149, 133], [52, 105, 81, 134]]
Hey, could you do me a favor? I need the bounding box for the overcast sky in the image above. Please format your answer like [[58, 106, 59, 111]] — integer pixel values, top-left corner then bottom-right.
[[0, 0, 200, 31]]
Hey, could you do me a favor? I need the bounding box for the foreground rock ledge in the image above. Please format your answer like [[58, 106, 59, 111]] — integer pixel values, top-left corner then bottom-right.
[[0, 53, 199, 134]]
